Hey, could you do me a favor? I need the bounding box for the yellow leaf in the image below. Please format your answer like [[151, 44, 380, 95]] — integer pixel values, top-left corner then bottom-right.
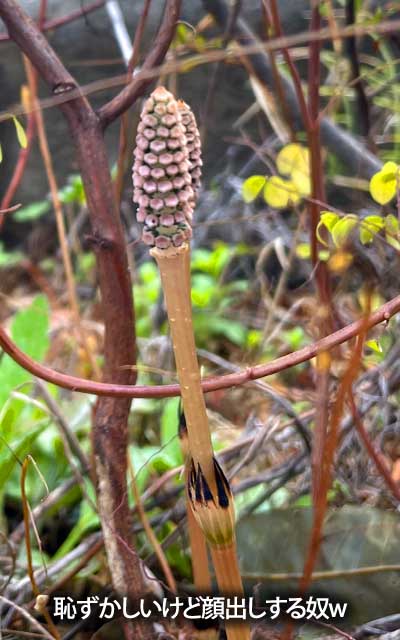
[[291, 167, 311, 196], [242, 175, 266, 203], [331, 215, 358, 247], [385, 213, 399, 232], [358, 288, 383, 313], [369, 162, 398, 205], [328, 250, 353, 273], [319, 249, 330, 261], [385, 213, 400, 250], [316, 211, 340, 245], [296, 243, 311, 259], [296, 243, 329, 261], [366, 339, 382, 354], [21, 85, 32, 113], [381, 160, 398, 175], [263, 176, 300, 208], [12, 116, 27, 149], [276, 143, 309, 177], [359, 215, 384, 245]]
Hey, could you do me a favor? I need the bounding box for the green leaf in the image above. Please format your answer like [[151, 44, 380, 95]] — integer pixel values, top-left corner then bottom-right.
[[246, 329, 261, 349], [128, 444, 161, 494], [0, 418, 47, 491], [331, 215, 358, 247], [191, 244, 233, 278], [14, 201, 50, 222], [12, 116, 27, 149], [282, 327, 306, 350], [242, 175, 266, 203], [139, 261, 159, 284], [206, 317, 247, 346], [0, 296, 49, 409], [191, 274, 214, 307], [58, 174, 86, 205], [0, 242, 23, 267], [12, 295, 49, 361], [160, 398, 182, 467], [52, 480, 98, 559]]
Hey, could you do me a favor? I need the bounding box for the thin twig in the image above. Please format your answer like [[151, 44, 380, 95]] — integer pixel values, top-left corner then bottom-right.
[[98, 0, 181, 127], [128, 455, 177, 594], [0, 0, 106, 42], [0, 596, 55, 640], [20, 457, 60, 640]]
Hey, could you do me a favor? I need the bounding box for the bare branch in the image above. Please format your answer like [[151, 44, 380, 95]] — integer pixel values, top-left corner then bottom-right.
[[0, 0, 147, 617], [98, 0, 181, 128], [0, 0, 106, 43], [0, 0, 79, 95]]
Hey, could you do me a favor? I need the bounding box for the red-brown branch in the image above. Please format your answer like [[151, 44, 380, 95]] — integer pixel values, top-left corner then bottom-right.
[[0, 112, 36, 231], [0, 0, 47, 230], [268, 0, 312, 132], [0, 0, 159, 624], [0, 0, 106, 43], [98, 0, 181, 128], [1, 293, 399, 399]]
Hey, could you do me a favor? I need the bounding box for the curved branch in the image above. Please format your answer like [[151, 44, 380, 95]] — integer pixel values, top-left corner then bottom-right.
[[98, 0, 181, 128], [1, 293, 399, 399]]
